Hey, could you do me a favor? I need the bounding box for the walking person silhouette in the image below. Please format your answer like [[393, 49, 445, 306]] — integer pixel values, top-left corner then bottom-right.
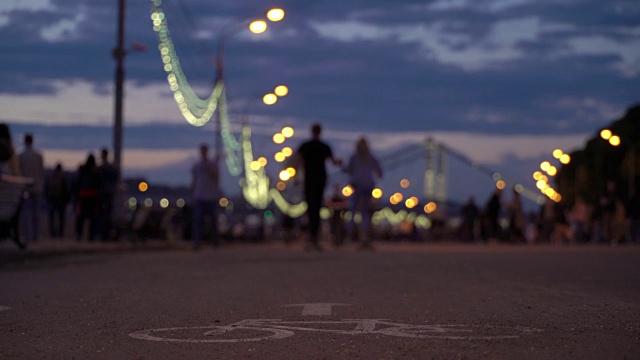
[[292, 123, 341, 251]]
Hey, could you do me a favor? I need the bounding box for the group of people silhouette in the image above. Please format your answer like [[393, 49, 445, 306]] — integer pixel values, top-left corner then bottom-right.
[[0, 123, 119, 243]]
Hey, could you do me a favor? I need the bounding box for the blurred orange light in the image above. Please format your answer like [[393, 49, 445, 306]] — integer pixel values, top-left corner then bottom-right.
[[400, 179, 410, 188], [276, 181, 286, 191], [138, 181, 148, 192], [342, 185, 354, 197], [424, 202, 437, 213], [600, 129, 612, 140], [257, 157, 268, 167], [282, 146, 293, 157]]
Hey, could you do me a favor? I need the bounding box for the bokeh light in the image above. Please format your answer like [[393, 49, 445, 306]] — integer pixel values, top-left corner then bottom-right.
[[282, 126, 294, 138], [424, 202, 437, 213], [400, 179, 410, 188], [609, 135, 621, 146], [279, 170, 291, 181], [274, 152, 286, 162], [274, 85, 289, 97], [266, 8, 285, 22], [600, 129, 612, 140], [273, 133, 285, 144], [138, 181, 149, 192], [372, 188, 382, 199], [263, 93, 277, 105], [249, 20, 267, 34]]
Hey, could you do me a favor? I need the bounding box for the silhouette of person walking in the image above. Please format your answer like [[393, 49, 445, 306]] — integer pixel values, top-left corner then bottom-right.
[[190, 144, 220, 250], [343, 137, 382, 248], [18, 133, 45, 241], [293, 123, 341, 251]]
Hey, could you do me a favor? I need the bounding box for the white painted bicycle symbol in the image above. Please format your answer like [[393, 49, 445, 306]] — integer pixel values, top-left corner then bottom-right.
[[129, 318, 542, 343]]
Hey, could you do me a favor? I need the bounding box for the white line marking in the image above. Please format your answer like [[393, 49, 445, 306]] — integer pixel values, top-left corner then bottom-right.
[[284, 303, 350, 316]]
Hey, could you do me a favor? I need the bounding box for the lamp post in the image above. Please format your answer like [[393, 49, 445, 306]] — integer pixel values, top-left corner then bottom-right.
[[112, 0, 126, 175]]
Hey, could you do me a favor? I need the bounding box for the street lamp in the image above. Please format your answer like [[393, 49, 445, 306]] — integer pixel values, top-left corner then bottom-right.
[[213, 8, 285, 189]]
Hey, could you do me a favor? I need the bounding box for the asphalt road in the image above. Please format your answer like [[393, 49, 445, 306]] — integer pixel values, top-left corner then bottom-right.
[[1, 241, 639, 359]]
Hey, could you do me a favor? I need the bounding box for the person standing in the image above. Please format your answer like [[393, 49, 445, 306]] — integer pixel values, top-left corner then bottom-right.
[[343, 137, 382, 248], [460, 196, 479, 242], [45, 163, 70, 238], [507, 187, 524, 243], [190, 144, 220, 250], [293, 123, 341, 251], [98, 148, 119, 241], [18, 133, 44, 242], [75, 154, 102, 241], [483, 188, 503, 242]]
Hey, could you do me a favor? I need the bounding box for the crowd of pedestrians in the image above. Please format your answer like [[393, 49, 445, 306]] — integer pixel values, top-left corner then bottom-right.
[[459, 180, 638, 245]]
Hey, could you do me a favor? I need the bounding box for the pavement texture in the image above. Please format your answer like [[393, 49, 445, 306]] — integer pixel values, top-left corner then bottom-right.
[[0, 237, 639, 359]]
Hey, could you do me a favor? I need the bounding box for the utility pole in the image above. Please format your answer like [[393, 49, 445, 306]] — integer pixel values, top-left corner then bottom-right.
[[113, 0, 126, 175]]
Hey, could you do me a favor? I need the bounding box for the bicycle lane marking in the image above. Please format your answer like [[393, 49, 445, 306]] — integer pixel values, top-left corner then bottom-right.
[[129, 319, 543, 343]]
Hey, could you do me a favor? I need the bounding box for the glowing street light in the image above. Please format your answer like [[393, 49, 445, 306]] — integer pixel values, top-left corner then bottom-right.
[[266, 8, 285, 22], [249, 20, 267, 34], [282, 126, 294, 138], [274, 85, 289, 97], [600, 129, 612, 140], [273, 133, 285, 144], [263, 93, 278, 105]]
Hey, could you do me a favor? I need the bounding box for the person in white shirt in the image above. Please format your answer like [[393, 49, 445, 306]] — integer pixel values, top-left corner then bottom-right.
[[190, 144, 220, 249], [18, 133, 45, 241]]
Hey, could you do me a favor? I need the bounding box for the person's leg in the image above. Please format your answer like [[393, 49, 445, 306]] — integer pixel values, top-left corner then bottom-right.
[[49, 204, 56, 238], [205, 200, 218, 246], [191, 200, 204, 248], [20, 194, 35, 241]]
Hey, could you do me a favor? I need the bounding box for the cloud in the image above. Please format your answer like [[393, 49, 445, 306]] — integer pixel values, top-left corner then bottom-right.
[[0, 0, 52, 27], [564, 35, 640, 77], [309, 17, 573, 71], [40, 10, 86, 42]]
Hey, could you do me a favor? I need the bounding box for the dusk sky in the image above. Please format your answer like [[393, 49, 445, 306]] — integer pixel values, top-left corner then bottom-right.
[[1, 0, 639, 208]]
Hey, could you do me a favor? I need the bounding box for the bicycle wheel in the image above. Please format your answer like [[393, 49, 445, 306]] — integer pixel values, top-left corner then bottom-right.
[[129, 325, 295, 343]]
